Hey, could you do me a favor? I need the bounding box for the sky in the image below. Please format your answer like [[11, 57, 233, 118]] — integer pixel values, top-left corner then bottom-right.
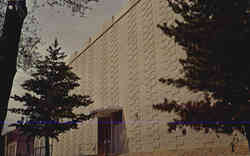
[[2, 0, 127, 134]]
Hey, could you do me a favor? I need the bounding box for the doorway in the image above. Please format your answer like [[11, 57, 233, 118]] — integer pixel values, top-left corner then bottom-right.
[[97, 111, 125, 156]]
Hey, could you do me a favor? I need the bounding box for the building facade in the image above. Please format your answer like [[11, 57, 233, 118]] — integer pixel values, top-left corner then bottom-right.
[[52, 0, 249, 156], [4, 129, 34, 156]]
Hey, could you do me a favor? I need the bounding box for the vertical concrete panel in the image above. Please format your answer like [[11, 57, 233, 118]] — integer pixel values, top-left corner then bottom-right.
[[126, 5, 142, 152], [101, 33, 110, 108], [82, 119, 98, 155], [72, 54, 89, 156], [79, 47, 98, 156], [78, 123, 86, 155], [58, 135, 63, 156], [65, 131, 70, 156], [68, 131, 73, 155], [153, 2, 177, 150], [73, 131, 80, 156], [94, 39, 103, 109], [116, 10, 131, 154], [79, 52, 87, 96], [70, 58, 82, 156], [61, 133, 66, 156], [91, 38, 100, 110], [138, 0, 158, 152], [109, 20, 120, 108], [86, 46, 94, 97], [117, 6, 129, 116], [81, 123, 88, 155]]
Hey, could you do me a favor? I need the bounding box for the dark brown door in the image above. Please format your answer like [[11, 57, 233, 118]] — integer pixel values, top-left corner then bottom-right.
[[98, 117, 111, 156], [110, 111, 124, 155]]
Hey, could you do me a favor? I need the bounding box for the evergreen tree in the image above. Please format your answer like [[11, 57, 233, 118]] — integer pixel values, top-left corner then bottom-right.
[[154, 0, 250, 150], [0, 0, 99, 151], [8, 39, 94, 156]]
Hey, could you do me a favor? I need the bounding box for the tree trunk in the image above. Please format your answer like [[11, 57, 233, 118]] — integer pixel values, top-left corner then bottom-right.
[[0, 0, 27, 138], [0, 136, 5, 155], [45, 136, 50, 156], [26, 138, 30, 154]]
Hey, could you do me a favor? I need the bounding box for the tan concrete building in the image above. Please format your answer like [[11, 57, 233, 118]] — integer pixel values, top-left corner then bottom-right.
[[52, 0, 250, 155]]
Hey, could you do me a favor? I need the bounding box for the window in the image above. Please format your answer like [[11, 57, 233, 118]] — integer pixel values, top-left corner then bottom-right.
[[34, 138, 53, 156], [8, 142, 16, 156], [34, 145, 53, 156]]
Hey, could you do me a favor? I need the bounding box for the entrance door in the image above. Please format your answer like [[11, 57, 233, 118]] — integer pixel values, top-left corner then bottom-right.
[[98, 111, 125, 156], [110, 111, 124, 154], [98, 117, 111, 156]]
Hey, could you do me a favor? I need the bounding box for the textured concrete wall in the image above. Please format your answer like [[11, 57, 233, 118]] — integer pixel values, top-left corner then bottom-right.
[[52, 0, 249, 155]]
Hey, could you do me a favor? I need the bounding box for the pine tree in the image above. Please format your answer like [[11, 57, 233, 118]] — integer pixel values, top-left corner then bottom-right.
[[8, 39, 94, 156], [154, 0, 250, 150]]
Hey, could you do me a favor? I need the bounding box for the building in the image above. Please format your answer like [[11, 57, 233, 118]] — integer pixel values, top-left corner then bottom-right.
[[3, 129, 34, 156], [52, 0, 250, 156], [33, 137, 53, 156], [3, 129, 53, 156]]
